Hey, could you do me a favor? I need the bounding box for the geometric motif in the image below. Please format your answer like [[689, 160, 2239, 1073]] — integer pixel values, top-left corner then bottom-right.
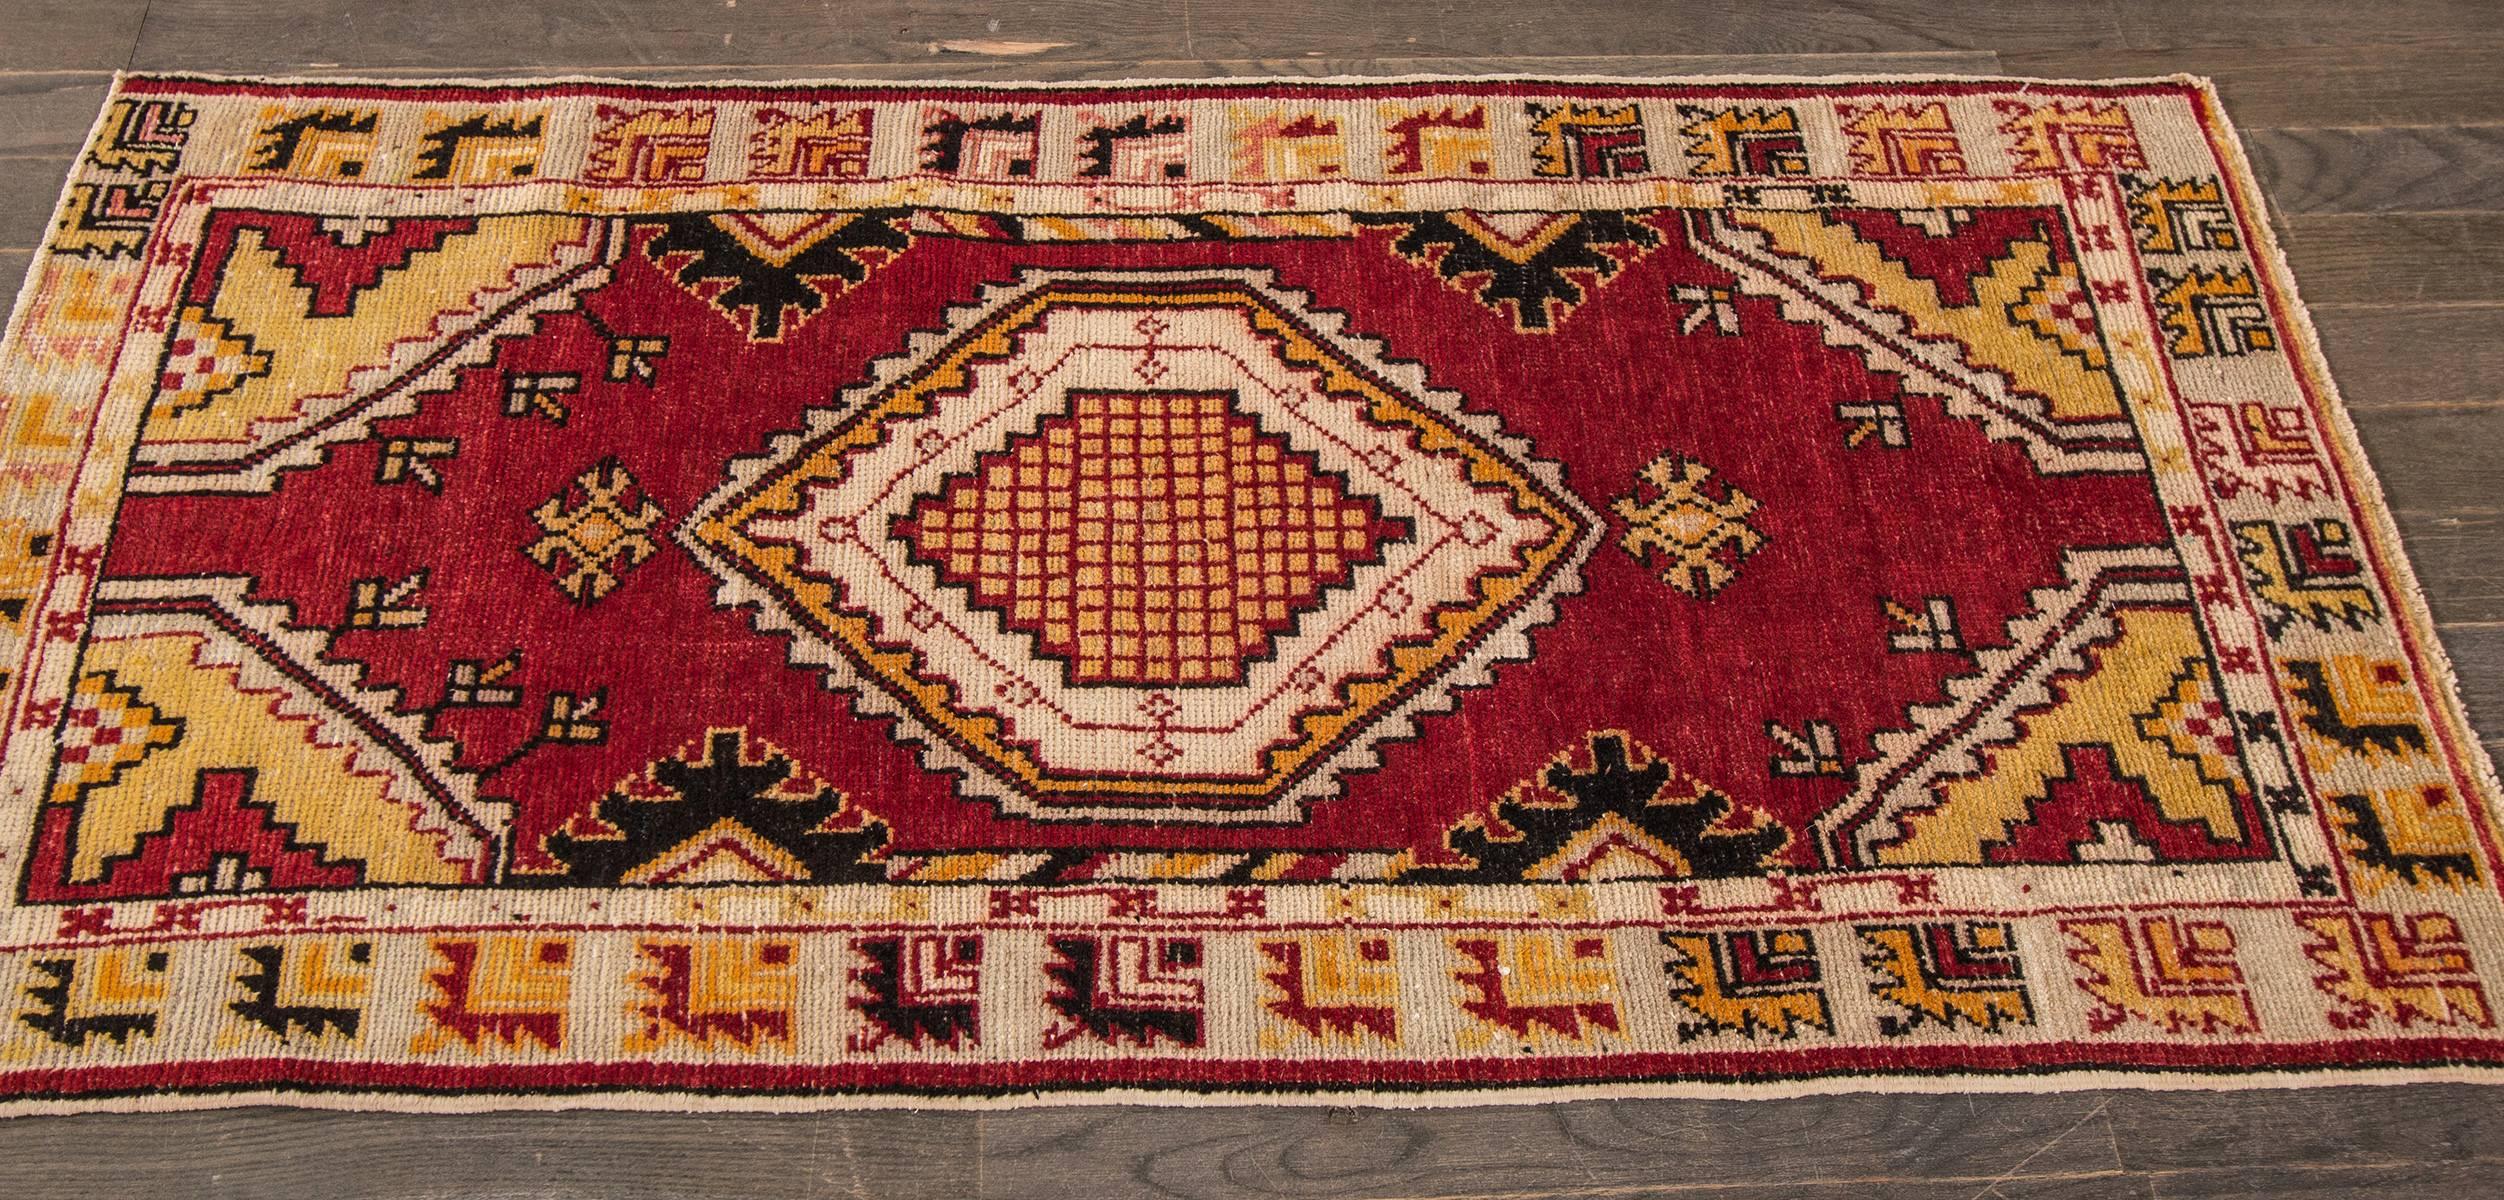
[[1382, 105, 1492, 177], [922, 110, 1040, 178], [587, 106, 715, 183], [2233, 518, 2381, 635], [892, 389, 1408, 687], [1836, 102, 1966, 176], [530, 729, 888, 885], [749, 107, 873, 179], [16, 947, 169, 1049], [1858, 922, 2033, 1035], [2061, 916, 2258, 1035], [2150, 266, 2275, 358], [1259, 934, 1399, 1045], [1451, 932, 1622, 1047], [1044, 935, 1203, 1050], [1357, 209, 1664, 331], [1677, 106, 1807, 177], [2298, 911, 2494, 1031], [1660, 929, 1831, 1041], [1527, 103, 1649, 178], [1406, 732, 1786, 883], [2, 73, 2499, 1112], [1610, 451, 1766, 600], [524, 459, 667, 604], [684, 270, 1591, 821], [851, 934, 982, 1051], [625, 938, 798, 1052], [228, 941, 370, 1043], [413, 937, 573, 1054], [1994, 100, 2145, 174], [48, 670, 183, 808]]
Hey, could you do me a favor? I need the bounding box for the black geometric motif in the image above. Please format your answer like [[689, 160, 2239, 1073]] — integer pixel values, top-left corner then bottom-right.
[[1044, 936, 1202, 1049], [529, 730, 887, 885], [230, 943, 367, 1040], [1079, 114, 1189, 179], [413, 114, 545, 180], [19, 954, 164, 1048], [851, 936, 981, 1050], [2285, 659, 2427, 759], [639, 211, 911, 340], [2331, 793, 2480, 888], [922, 111, 1041, 176], [247, 110, 377, 175], [1354, 209, 1663, 330], [1406, 733, 1786, 882]]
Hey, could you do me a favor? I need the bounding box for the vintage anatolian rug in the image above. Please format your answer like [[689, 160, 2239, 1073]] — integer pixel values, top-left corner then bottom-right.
[[0, 72, 2494, 1112]]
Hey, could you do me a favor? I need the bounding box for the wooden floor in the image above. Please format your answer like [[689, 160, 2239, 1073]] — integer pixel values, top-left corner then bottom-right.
[[1, 2, 2500, 1195]]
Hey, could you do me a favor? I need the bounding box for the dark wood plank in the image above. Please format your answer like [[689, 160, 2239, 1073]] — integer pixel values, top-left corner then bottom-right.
[[0, 1108, 984, 1200], [2111, 0, 2504, 50], [0, 74, 112, 160], [0, 0, 148, 70], [2154, 1159, 2503, 1199], [126, 0, 1197, 71], [2394, 511, 2504, 627], [2109, 1084, 2504, 1175], [2439, 623, 2504, 754], [2002, 42, 2504, 127], [112, 52, 2001, 82], [2246, 125, 2504, 215], [2340, 406, 2504, 519], [1341, 0, 2124, 59], [2310, 302, 2504, 411], [0, 158, 68, 253], [975, 1093, 2133, 1198], [2276, 214, 2504, 304]]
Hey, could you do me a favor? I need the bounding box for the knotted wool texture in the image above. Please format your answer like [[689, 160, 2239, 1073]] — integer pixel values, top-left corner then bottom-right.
[[0, 72, 2494, 1111]]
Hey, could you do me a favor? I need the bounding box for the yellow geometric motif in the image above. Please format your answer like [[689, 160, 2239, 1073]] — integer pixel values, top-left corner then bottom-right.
[[152, 305, 273, 420], [9, 946, 170, 1054], [1611, 451, 1765, 601], [1676, 107, 1804, 177], [1659, 930, 1831, 1041], [526, 460, 667, 604], [2299, 911, 2494, 1030], [1229, 110, 1345, 180], [2335, 785, 2482, 896], [1861, 924, 2032, 1032], [412, 936, 574, 1055], [219, 939, 374, 1048], [48, 669, 184, 807], [56, 632, 467, 885], [1734, 210, 2126, 423], [2063, 916, 2258, 1034], [625, 938, 800, 1053], [1451, 931, 1623, 1049], [1880, 608, 2250, 865], [1837, 102, 1966, 176], [1258, 933, 1401, 1048], [138, 216, 596, 450]]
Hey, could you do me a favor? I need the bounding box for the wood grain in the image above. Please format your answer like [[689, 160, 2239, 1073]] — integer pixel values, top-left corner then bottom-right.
[[2276, 213, 2504, 304], [2246, 125, 2504, 215], [2002, 42, 2504, 126]]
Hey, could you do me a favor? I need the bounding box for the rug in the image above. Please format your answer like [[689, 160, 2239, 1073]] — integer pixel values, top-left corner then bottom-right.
[[0, 72, 2494, 1112]]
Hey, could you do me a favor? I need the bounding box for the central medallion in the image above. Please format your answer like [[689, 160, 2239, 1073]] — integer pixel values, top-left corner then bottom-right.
[[682, 269, 1596, 822], [891, 389, 1409, 687]]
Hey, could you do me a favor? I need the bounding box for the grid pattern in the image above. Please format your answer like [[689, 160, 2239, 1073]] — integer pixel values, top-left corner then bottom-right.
[[896, 390, 1402, 685]]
